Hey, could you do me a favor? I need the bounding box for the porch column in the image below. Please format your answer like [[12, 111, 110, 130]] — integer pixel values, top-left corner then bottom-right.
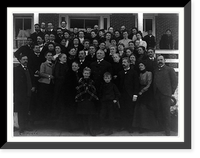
[[34, 13, 39, 24], [138, 13, 143, 32], [100, 16, 104, 30]]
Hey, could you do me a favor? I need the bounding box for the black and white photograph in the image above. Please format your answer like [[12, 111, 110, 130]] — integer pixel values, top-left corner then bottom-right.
[[4, 5, 191, 149]]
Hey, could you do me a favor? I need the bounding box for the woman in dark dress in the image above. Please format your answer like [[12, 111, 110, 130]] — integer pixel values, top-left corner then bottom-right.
[[111, 53, 123, 86], [133, 61, 158, 133], [65, 61, 83, 131], [75, 67, 99, 136], [51, 53, 69, 120], [67, 47, 78, 69]]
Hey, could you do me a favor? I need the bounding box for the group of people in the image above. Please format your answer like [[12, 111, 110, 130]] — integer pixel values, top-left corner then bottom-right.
[[14, 21, 178, 136]]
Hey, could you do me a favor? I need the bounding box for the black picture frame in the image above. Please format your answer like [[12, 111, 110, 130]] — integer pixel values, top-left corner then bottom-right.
[[1, 1, 193, 150]]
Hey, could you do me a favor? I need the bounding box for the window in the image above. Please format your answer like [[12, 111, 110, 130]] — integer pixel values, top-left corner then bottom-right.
[[13, 15, 33, 49], [70, 18, 99, 29], [143, 19, 153, 32]]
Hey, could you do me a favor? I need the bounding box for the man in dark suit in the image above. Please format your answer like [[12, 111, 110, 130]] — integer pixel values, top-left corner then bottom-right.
[[30, 24, 45, 45], [46, 22, 57, 36], [86, 45, 97, 65], [77, 50, 91, 74], [60, 20, 69, 33], [143, 30, 156, 49], [117, 57, 139, 133], [14, 37, 34, 61], [28, 45, 46, 75], [153, 55, 178, 136], [14, 54, 35, 134], [144, 48, 158, 73], [90, 49, 112, 94], [28, 44, 46, 122], [40, 22, 46, 34]]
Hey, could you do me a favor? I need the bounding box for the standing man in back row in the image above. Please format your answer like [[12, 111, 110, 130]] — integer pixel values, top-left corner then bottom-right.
[[153, 55, 178, 136]]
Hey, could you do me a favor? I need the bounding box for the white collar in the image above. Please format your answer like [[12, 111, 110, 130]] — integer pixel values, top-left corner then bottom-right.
[[21, 64, 26, 69], [46, 60, 52, 64], [124, 67, 130, 71], [34, 52, 40, 56], [97, 59, 103, 62]]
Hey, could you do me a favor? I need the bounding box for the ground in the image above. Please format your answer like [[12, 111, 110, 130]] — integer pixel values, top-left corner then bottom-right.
[[14, 89, 179, 137]]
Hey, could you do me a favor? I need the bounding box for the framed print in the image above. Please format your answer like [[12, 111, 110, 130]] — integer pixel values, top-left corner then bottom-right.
[[2, 1, 191, 149]]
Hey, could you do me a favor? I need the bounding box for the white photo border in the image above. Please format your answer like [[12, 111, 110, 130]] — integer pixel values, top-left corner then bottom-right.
[[7, 7, 185, 143]]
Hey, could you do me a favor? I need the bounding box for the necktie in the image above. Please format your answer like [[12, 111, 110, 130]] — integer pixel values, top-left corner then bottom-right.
[[97, 60, 101, 64]]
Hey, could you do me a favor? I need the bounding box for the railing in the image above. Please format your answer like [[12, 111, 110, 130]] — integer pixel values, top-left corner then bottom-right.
[[155, 50, 179, 72], [13, 38, 27, 49]]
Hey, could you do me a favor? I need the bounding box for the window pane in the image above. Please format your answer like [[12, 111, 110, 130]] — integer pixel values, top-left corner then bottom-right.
[[61, 17, 65, 22], [70, 19, 84, 28], [144, 19, 152, 32], [15, 19, 23, 38], [85, 19, 98, 29], [24, 18, 32, 30], [14, 18, 32, 49]]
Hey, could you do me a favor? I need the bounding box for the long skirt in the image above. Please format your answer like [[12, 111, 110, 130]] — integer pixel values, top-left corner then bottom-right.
[[132, 101, 158, 131]]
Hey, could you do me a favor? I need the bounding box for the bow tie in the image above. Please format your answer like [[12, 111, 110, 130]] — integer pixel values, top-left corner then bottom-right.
[[97, 60, 101, 64], [35, 53, 40, 57], [124, 68, 130, 74], [23, 66, 28, 71]]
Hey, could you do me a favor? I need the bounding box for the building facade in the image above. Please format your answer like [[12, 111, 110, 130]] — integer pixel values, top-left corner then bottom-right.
[[13, 13, 179, 71], [13, 13, 178, 49]]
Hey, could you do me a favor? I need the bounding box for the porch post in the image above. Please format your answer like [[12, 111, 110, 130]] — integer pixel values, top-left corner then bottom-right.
[[34, 13, 39, 24], [100, 16, 104, 30], [138, 13, 143, 32]]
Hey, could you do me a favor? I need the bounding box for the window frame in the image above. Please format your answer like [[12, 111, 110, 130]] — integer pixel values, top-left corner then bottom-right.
[[13, 14, 33, 49]]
